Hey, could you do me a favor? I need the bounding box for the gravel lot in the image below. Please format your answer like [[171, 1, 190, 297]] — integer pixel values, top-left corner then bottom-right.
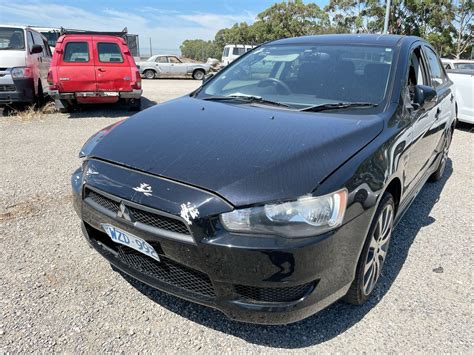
[[1, 79, 473, 353]]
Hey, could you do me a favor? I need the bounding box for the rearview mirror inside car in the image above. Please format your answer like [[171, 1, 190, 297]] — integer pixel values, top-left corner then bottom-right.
[[414, 85, 437, 110], [30, 44, 43, 54]]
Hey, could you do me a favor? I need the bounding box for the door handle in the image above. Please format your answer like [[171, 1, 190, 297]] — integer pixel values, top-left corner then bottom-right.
[[97, 68, 106, 72], [450, 94, 454, 102], [435, 108, 441, 120]]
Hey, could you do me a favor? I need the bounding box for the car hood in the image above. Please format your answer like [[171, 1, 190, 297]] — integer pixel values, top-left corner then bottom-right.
[[89, 96, 383, 206]]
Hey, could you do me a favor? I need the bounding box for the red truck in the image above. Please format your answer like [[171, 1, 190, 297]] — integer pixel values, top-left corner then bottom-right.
[[48, 30, 142, 112]]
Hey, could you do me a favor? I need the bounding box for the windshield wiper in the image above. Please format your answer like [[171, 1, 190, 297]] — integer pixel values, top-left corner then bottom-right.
[[300, 102, 378, 112], [203, 94, 291, 108]]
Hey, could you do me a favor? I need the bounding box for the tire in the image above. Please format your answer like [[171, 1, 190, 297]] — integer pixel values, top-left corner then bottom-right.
[[35, 82, 44, 108], [429, 127, 452, 182], [129, 98, 141, 112], [192, 69, 205, 80], [143, 70, 156, 80], [343, 192, 395, 305]]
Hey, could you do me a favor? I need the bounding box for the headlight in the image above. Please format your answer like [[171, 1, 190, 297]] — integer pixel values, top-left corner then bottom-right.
[[11, 67, 33, 78], [220, 189, 348, 237]]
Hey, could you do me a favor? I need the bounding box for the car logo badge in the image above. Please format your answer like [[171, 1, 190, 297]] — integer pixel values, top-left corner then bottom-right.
[[117, 202, 132, 222], [133, 183, 153, 197]]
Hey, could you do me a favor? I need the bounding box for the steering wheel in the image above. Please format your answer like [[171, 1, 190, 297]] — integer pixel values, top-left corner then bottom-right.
[[257, 78, 291, 95]]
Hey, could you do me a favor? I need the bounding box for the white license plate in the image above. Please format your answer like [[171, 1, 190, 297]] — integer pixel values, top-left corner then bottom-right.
[[101, 224, 160, 262], [103, 92, 119, 96]]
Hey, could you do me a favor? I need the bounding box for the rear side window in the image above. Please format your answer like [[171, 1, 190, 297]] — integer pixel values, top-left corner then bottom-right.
[[423, 47, 446, 87], [97, 42, 123, 63], [64, 42, 89, 62], [232, 47, 245, 56]]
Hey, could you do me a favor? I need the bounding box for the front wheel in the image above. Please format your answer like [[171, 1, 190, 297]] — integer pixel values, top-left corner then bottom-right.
[[343, 192, 395, 305], [429, 128, 452, 182], [192, 69, 205, 80]]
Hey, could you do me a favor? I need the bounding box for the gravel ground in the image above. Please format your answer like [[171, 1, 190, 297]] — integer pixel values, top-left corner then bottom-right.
[[1, 79, 473, 352]]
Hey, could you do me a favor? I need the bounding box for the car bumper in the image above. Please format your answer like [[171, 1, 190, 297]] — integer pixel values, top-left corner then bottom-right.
[[49, 89, 142, 100], [0, 78, 35, 105], [71, 162, 371, 324]]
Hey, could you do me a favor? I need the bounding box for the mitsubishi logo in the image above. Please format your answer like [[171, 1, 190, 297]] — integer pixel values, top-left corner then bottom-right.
[[117, 202, 132, 222]]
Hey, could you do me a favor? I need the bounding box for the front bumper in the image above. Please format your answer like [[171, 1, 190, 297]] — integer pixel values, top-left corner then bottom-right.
[[0, 78, 35, 105], [72, 161, 371, 324]]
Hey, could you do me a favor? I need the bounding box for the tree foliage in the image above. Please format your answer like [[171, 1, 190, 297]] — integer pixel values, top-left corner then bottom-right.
[[180, 0, 474, 61]]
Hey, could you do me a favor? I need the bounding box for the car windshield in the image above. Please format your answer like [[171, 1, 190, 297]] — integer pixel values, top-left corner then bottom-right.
[[201, 44, 394, 110], [0, 28, 25, 50]]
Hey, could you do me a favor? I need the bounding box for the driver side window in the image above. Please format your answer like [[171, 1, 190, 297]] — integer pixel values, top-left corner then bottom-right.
[[406, 47, 428, 105]]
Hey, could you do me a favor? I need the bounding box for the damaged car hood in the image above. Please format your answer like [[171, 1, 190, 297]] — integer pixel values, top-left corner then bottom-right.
[[89, 96, 383, 206]]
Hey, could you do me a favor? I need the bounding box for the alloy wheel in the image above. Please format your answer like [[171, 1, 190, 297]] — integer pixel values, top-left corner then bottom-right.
[[363, 203, 394, 295], [438, 131, 451, 178]]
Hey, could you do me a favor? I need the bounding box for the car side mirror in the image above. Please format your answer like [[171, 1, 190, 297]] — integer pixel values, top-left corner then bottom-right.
[[30, 44, 43, 54], [203, 73, 214, 83], [413, 85, 437, 110]]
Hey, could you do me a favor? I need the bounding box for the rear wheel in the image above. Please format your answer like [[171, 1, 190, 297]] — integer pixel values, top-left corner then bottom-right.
[[343, 192, 395, 305], [429, 127, 452, 182], [144, 70, 156, 80], [192, 69, 205, 80]]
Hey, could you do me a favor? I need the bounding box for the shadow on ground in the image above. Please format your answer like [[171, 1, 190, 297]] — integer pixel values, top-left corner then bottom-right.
[[118, 161, 453, 348], [66, 97, 157, 119]]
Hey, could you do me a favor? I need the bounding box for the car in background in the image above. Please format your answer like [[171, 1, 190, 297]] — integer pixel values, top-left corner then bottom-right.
[[47, 32, 142, 112], [447, 68, 474, 124], [139, 55, 210, 80], [0, 25, 51, 109], [72, 34, 455, 324], [441, 58, 474, 70], [222, 44, 255, 66]]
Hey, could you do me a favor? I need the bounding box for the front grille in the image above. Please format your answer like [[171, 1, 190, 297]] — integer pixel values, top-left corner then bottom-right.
[[88, 190, 120, 213], [0, 85, 15, 92], [117, 245, 215, 297], [85, 187, 190, 236], [235, 282, 315, 303], [128, 206, 190, 235]]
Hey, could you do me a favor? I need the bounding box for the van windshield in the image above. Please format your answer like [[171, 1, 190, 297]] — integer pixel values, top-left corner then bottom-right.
[[201, 44, 394, 110], [0, 28, 25, 50]]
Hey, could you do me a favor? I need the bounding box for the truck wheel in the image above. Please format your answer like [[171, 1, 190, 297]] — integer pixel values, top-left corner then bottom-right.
[[129, 98, 141, 111], [144, 70, 156, 79], [192, 69, 205, 80], [343, 192, 395, 305]]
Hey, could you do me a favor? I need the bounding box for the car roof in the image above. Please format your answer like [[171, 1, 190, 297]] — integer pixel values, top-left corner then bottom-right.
[[269, 34, 416, 47], [57, 34, 125, 43]]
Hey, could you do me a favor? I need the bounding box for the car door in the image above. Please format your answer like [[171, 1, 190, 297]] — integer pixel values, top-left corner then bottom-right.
[[155, 56, 172, 76], [167, 56, 187, 77], [57, 38, 97, 93], [403, 45, 436, 192], [33, 32, 52, 92], [421, 45, 453, 164], [93, 39, 132, 93]]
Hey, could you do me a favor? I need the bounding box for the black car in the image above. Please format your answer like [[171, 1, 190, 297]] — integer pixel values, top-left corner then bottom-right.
[[72, 34, 456, 324]]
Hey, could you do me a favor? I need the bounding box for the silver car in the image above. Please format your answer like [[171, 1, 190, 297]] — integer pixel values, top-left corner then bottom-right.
[[139, 55, 210, 80]]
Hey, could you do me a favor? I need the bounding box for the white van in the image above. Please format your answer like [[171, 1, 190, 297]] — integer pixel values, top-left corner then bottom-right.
[[0, 25, 52, 108], [222, 44, 255, 66]]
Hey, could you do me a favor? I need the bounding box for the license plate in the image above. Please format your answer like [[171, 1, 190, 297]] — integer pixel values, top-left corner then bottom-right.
[[101, 224, 160, 262], [102, 92, 119, 96]]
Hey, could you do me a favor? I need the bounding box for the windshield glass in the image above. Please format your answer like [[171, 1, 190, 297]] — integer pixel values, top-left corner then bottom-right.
[[201, 44, 394, 109], [0, 28, 25, 50]]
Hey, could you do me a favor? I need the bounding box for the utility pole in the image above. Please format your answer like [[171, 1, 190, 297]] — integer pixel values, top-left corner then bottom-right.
[[383, 0, 391, 34], [149, 37, 152, 57]]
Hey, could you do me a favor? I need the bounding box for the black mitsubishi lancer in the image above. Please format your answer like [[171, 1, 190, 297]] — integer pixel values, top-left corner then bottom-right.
[[72, 34, 455, 324]]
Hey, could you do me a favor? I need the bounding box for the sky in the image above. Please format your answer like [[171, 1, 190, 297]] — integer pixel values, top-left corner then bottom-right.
[[0, 0, 328, 55]]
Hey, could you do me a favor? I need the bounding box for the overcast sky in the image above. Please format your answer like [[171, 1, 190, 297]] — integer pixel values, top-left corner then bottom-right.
[[0, 0, 328, 55]]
